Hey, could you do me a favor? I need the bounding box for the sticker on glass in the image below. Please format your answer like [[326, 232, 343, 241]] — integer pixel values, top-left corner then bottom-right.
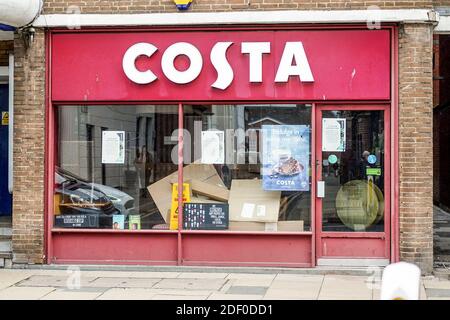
[[368, 154, 377, 164], [328, 154, 338, 164]]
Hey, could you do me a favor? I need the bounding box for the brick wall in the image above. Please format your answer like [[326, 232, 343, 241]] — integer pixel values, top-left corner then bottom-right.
[[0, 41, 13, 66], [12, 31, 46, 264], [398, 23, 434, 274], [42, 0, 433, 14]]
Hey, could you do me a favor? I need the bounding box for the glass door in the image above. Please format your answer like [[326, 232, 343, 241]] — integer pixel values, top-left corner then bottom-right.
[[315, 105, 390, 261]]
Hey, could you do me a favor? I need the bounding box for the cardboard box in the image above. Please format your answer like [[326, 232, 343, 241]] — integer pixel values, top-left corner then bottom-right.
[[277, 220, 304, 232], [190, 179, 229, 202], [147, 164, 225, 223], [189, 197, 223, 204], [228, 179, 281, 223], [228, 220, 304, 232], [229, 221, 266, 231]]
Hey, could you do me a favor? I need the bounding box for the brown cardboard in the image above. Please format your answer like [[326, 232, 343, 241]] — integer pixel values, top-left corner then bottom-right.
[[228, 221, 266, 231], [189, 197, 223, 204], [147, 164, 225, 223], [277, 220, 304, 232], [190, 179, 229, 202], [228, 179, 281, 223]]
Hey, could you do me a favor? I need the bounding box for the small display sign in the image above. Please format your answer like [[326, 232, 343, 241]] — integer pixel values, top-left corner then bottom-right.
[[183, 203, 229, 230], [366, 167, 382, 176], [54, 214, 99, 228], [1, 112, 8, 126], [170, 183, 191, 230]]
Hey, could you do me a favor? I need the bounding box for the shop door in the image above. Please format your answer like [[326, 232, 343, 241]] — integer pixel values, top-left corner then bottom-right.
[[0, 84, 11, 216], [315, 105, 390, 264]]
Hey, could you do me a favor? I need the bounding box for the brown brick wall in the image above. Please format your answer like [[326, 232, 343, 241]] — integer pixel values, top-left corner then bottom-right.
[[12, 31, 46, 264], [0, 41, 13, 66], [42, 0, 433, 14], [398, 23, 434, 274]]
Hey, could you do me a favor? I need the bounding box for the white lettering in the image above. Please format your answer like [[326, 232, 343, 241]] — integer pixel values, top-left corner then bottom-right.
[[161, 42, 203, 84], [122, 42, 157, 84], [241, 42, 271, 82], [275, 41, 314, 83], [123, 41, 315, 87], [211, 42, 234, 90]]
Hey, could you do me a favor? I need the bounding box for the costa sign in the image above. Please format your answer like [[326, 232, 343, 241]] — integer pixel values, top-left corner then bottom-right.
[[122, 41, 314, 89], [51, 29, 391, 101]]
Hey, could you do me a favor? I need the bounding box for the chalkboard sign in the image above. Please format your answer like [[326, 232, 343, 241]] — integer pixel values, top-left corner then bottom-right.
[[183, 203, 229, 230], [55, 213, 99, 228]]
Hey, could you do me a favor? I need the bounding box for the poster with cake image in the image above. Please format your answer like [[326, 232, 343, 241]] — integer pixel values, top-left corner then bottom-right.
[[261, 125, 310, 191]]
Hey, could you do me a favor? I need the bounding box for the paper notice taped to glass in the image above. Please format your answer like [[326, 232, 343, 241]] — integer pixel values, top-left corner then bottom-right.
[[322, 118, 346, 152], [102, 130, 125, 164], [201, 130, 225, 164]]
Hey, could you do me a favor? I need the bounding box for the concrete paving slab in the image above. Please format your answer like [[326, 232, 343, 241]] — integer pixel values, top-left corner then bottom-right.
[[264, 288, 320, 300], [41, 288, 104, 300], [96, 288, 158, 300], [154, 278, 226, 291], [115, 278, 161, 288], [151, 294, 209, 300], [424, 279, 450, 289], [425, 288, 450, 298], [17, 275, 96, 288], [84, 277, 125, 288], [226, 286, 268, 295], [229, 277, 274, 287], [0, 270, 36, 290], [82, 271, 180, 279], [208, 293, 263, 300], [0, 286, 55, 300], [178, 272, 229, 279], [226, 273, 276, 281], [270, 279, 323, 292], [319, 275, 372, 300], [274, 274, 324, 282]]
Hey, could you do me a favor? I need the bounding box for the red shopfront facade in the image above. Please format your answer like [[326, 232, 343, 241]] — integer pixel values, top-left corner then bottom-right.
[[46, 25, 399, 267]]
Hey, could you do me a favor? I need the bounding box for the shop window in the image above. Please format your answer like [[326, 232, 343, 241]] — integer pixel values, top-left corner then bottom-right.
[[177, 104, 312, 232], [54, 104, 312, 232], [55, 105, 178, 230]]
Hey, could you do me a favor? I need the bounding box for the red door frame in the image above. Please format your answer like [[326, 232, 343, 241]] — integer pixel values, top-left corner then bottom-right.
[[42, 24, 399, 266], [314, 104, 391, 260]]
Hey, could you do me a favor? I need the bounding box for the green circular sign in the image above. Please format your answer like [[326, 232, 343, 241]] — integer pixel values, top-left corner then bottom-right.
[[328, 154, 338, 164]]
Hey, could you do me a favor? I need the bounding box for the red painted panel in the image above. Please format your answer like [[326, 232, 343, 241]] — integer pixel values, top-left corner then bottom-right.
[[51, 29, 390, 102], [182, 234, 312, 267], [52, 232, 178, 264], [321, 238, 385, 258]]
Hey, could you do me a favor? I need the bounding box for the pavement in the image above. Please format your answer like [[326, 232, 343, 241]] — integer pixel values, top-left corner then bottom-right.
[[0, 268, 449, 300]]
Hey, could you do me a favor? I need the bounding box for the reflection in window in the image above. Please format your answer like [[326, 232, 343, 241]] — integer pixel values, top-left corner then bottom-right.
[[56, 105, 178, 230], [55, 104, 312, 232], [182, 104, 312, 232]]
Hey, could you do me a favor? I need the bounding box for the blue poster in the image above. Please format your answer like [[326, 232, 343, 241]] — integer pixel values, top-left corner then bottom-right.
[[261, 125, 310, 191]]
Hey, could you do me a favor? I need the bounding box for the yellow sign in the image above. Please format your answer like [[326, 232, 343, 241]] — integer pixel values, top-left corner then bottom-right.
[[169, 183, 191, 230], [1, 112, 8, 125]]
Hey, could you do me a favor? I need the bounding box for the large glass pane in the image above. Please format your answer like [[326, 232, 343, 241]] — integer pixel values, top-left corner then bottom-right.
[[55, 105, 178, 230], [321, 110, 385, 232], [181, 104, 312, 232]]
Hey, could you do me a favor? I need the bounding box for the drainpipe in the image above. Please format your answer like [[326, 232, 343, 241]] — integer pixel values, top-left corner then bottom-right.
[[8, 53, 13, 194]]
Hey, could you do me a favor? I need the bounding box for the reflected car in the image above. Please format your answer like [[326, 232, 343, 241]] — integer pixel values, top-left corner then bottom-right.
[[55, 168, 136, 219]]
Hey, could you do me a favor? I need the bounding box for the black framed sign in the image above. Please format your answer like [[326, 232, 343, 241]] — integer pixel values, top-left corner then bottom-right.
[[183, 203, 229, 230]]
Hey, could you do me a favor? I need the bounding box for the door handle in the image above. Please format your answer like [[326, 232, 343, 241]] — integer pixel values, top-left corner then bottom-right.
[[317, 181, 325, 198]]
